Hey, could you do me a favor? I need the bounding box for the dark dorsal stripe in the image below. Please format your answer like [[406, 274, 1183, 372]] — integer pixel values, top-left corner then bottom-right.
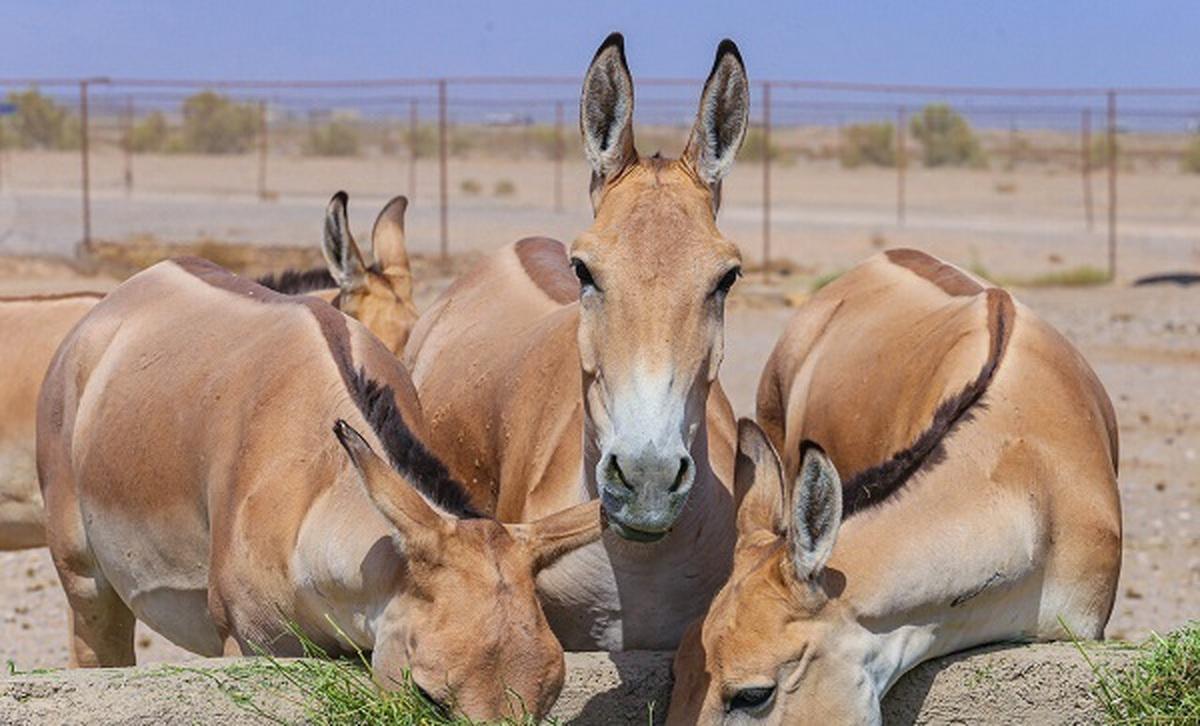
[[345, 368, 482, 518], [513, 236, 579, 305], [172, 256, 481, 520], [255, 267, 338, 295], [0, 290, 106, 303], [839, 287, 1016, 517], [885, 248, 985, 297]]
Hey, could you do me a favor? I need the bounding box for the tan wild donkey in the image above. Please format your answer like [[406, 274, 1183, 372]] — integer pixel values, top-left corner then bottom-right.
[[0, 191, 414, 550], [38, 257, 600, 721], [406, 33, 751, 650], [668, 249, 1121, 725]]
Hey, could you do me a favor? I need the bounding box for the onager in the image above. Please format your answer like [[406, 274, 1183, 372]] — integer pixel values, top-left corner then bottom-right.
[[668, 249, 1121, 725], [0, 191, 415, 551], [38, 257, 600, 720], [405, 33, 751, 650]]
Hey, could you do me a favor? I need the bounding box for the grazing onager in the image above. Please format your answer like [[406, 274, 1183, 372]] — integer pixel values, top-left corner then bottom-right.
[[0, 191, 415, 551], [37, 258, 596, 721], [668, 249, 1121, 725], [405, 33, 750, 650]]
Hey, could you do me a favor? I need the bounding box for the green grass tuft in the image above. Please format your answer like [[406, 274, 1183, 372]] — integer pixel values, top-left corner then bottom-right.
[[189, 621, 546, 725], [1020, 266, 1112, 288], [1077, 620, 1200, 725]]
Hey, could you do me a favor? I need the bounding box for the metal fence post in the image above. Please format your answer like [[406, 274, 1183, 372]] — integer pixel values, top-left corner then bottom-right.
[[1106, 91, 1117, 280], [761, 81, 772, 282], [896, 105, 907, 226], [554, 100, 564, 213], [1081, 109, 1094, 231], [409, 98, 418, 201], [257, 100, 269, 200], [438, 79, 448, 262], [123, 96, 134, 195], [79, 80, 93, 252]]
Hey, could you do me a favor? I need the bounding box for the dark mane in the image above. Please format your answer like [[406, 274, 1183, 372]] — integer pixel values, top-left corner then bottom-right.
[[255, 267, 337, 295], [346, 368, 483, 519], [840, 288, 1016, 518]]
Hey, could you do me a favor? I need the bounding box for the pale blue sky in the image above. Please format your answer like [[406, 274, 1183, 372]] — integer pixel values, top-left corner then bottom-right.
[[2, 1, 1198, 87]]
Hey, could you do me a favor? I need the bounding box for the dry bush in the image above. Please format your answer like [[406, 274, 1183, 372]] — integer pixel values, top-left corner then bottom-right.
[[180, 91, 259, 154], [303, 122, 361, 157], [459, 178, 482, 195], [839, 122, 895, 168], [493, 179, 517, 197], [910, 104, 986, 168]]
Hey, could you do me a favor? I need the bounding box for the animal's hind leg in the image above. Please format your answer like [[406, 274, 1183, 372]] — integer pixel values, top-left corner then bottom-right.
[[58, 564, 136, 667]]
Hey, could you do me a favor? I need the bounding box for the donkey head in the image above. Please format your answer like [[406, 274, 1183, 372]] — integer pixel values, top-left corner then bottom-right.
[[571, 33, 750, 541], [668, 419, 882, 725], [323, 192, 419, 355], [333, 420, 601, 720]]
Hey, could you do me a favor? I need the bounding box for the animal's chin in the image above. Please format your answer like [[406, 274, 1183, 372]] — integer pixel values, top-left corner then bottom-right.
[[607, 520, 670, 543]]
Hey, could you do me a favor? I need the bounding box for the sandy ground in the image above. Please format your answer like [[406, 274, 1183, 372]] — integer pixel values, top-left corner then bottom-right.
[[2, 151, 1200, 281]]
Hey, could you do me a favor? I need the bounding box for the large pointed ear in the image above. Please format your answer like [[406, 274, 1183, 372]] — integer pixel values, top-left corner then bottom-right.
[[734, 418, 786, 538], [505, 499, 602, 572], [683, 39, 750, 203], [580, 32, 637, 203], [786, 443, 842, 584], [322, 191, 368, 294], [333, 419, 449, 557], [371, 195, 411, 276]]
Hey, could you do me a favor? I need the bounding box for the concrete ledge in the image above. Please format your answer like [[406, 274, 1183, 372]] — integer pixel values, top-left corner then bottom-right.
[[0, 643, 1134, 724]]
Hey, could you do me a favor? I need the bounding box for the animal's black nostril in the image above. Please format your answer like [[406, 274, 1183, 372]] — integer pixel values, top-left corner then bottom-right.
[[608, 455, 633, 491], [670, 457, 690, 492], [414, 684, 449, 717]]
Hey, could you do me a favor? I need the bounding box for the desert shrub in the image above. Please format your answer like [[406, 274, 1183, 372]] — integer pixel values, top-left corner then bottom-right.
[[493, 179, 517, 197], [4, 88, 79, 149], [1182, 135, 1200, 174], [459, 178, 482, 195], [304, 122, 360, 157], [180, 91, 259, 154], [910, 104, 986, 168], [839, 122, 895, 168], [125, 111, 170, 153]]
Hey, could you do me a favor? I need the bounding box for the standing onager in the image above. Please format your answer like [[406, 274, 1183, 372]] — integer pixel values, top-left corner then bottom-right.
[[668, 249, 1121, 725], [38, 258, 600, 721], [0, 191, 415, 551], [405, 33, 750, 650]]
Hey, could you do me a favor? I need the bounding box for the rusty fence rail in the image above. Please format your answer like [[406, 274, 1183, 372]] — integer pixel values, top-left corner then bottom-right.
[[2, 75, 1200, 280]]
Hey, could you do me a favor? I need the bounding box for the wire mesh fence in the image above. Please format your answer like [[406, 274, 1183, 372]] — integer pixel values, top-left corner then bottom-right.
[[2, 75, 1200, 280]]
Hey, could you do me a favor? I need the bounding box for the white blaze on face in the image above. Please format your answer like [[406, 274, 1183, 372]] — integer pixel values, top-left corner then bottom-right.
[[602, 364, 688, 454]]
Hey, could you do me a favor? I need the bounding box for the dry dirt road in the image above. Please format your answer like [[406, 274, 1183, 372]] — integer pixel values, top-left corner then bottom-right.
[[0, 252, 1196, 672]]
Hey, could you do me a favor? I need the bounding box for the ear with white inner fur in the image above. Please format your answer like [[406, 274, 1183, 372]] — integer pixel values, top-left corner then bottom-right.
[[371, 195, 411, 275], [787, 443, 842, 583], [580, 32, 637, 198], [734, 418, 787, 538], [332, 419, 449, 559], [322, 191, 368, 294], [505, 499, 603, 572], [683, 39, 750, 202]]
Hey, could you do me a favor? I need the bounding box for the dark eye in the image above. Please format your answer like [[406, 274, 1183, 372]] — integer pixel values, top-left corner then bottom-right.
[[713, 266, 741, 297], [728, 685, 776, 713], [571, 258, 598, 291]]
